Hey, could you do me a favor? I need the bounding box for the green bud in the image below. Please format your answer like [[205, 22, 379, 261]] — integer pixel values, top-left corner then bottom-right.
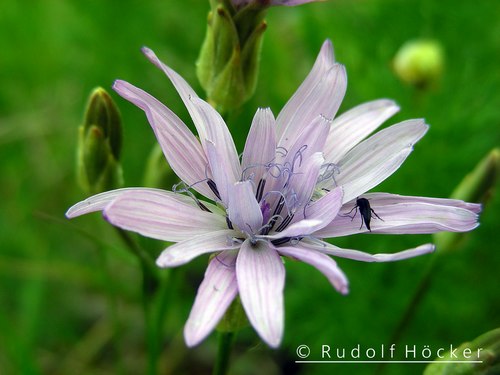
[[393, 39, 444, 89], [424, 327, 500, 375], [77, 87, 123, 194], [197, 0, 267, 114], [433, 149, 499, 252], [449, 148, 499, 205]]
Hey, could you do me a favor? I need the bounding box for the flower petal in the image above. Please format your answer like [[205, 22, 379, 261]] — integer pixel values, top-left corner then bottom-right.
[[228, 181, 263, 234], [242, 108, 277, 185], [142, 47, 241, 182], [276, 40, 346, 150], [302, 239, 435, 262], [141, 47, 210, 144], [190, 96, 241, 181], [103, 190, 226, 242], [335, 119, 429, 203], [184, 250, 238, 347], [323, 99, 400, 164], [237, 240, 285, 348], [296, 185, 344, 224], [363, 193, 482, 214], [289, 152, 325, 209], [277, 244, 348, 294], [267, 117, 330, 208], [206, 141, 236, 205], [112, 80, 215, 199], [266, 185, 343, 239], [265, 219, 324, 239], [66, 187, 191, 218], [316, 193, 480, 237], [156, 230, 240, 267]]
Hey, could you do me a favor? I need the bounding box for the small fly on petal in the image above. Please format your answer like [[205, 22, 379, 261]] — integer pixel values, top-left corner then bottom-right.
[[342, 197, 384, 231]]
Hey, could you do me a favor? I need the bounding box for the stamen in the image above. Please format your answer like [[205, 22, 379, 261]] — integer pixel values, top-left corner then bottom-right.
[[207, 179, 221, 200], [172, 181, 212, 213], [256, 178, 266, 202], [225, 216, 234, 230], [271, 237, 291, 246], [275, 213, 294, 232], [317, 162, 341, 186], [258, 214, 283, 235], [276, 146, 288, 157]]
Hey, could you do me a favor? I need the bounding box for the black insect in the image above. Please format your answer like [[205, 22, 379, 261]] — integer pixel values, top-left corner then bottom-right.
[[342, 197, 383, 231]]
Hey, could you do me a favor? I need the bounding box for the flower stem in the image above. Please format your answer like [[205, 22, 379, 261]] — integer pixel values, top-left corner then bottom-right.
[[114, 227, 158, 277], [376, 256, 438, 375], [213, 331, 234, 375], [114, 227, 166, 374]]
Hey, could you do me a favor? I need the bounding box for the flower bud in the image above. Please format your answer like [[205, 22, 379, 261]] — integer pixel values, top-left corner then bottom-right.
[[424, 327, 500, 375], [197, 1, 268, 114], [77, 88, 123, 194], [449, 148, 499, 205], [393, 39, 444, 89], [433, 149, 498, 252]]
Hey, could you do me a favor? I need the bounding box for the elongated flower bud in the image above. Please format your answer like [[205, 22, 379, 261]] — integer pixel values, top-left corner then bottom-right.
[[77, 88, 123, 194], [197, 1, 268, 114], [424, 327, 500, 375], [433, 149, 498, 252]]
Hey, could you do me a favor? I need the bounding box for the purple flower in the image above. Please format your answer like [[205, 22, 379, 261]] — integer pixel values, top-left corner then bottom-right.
[[66, 40, 480, 348]]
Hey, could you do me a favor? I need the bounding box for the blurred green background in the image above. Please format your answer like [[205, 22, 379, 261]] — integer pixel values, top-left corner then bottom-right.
[[1, 0, 499, 374]]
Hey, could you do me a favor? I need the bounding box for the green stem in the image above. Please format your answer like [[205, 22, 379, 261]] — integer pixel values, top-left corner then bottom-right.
[[145, 268, 172, 375], [375, 256, 438, 375], [114, 227, 165, 374], [114, 227, 158, 278], [213, 331, 234, 375]]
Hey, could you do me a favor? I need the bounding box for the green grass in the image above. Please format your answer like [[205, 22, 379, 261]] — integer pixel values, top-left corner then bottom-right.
[[0, 0, 499, 374]]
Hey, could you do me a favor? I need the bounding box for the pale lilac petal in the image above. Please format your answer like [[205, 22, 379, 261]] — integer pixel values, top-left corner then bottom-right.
[[282, 115, 331, 163], [289, 152, 325, 209], [228, 181, 263, 234], [103, 190, 226, 242], [206, 141, 236, 205], [142, 48, 241, 180], [237, 240, 285, 348], [265, 219, 324, 239], [362, 193, 482, 214], [242, 108, 277, 185], [302, 240, 435, 262], [335, 119, 429, 203], [276, 40, 346, 149], [66, 187, 190, 218], [190, 97, 241, 181], [184, 250, 238, 347], [277, 244, 348, 294], [156, 230, 239, 267], [141, 47, 210, 144], [316, 194, 480, 237], [112, 80, 215, 199], [299, 186, 344, 224], [268, 118, 330, 205], [323, 99, 400, 164], [268, 187, 344, 239]]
